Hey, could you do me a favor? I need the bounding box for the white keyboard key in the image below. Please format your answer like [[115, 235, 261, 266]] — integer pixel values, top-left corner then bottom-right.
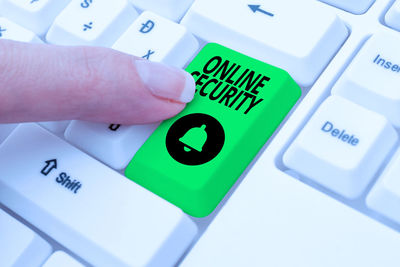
[[0, 209, 51, 267], [318, 0, 375, 14], [39, 121, 71, 134], [0, 17, 42, 43], [46, 0, 138, 46], [332, 32, 400, 127], [181, 0, 348, 87], [64, 121, 158, 170], [283, 96, 397, 198], [0, 0, 70, 36], [113, 11, 199, 68], [385, 1, 400, 32], [0, 123, 197, 267], [367, 147, 400, 224], [42, 251, 84, 267], [0, 123, 18, 144], [129, 0, 194, 21], [181, 162, 400, 267]]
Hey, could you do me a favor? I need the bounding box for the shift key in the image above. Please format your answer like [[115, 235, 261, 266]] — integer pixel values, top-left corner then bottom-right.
[[125, 43, 301, 217]]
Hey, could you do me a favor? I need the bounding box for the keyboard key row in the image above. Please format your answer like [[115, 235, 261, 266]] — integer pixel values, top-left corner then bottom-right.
[[0, 123, 197, 267], [1, 0, 351, 88]]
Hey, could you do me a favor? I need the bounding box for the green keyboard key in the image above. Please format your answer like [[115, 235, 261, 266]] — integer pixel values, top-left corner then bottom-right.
[[125, 43, 301, 217]]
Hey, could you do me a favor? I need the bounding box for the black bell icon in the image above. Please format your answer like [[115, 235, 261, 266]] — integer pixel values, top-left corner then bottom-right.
[[166, 113, 225, 165], [179, 125, 207, 152]]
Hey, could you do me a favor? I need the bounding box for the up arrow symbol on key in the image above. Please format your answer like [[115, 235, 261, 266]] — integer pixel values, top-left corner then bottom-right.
[[248, 4, 274, 17], [41, 159, 57, 176]]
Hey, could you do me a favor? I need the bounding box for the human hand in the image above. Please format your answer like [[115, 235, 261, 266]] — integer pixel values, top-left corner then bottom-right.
[[0, 39, 195, 124]]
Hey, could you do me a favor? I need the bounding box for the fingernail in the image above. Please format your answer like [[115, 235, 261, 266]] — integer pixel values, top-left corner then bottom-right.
[[135, 60, 196, 103]]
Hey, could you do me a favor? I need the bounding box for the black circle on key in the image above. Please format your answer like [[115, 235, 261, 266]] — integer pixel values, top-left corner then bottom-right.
[[166, 113, 225, 166]]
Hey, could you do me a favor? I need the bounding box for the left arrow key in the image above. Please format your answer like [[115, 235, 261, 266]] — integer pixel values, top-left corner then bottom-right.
[[41, 159, 57, 176]]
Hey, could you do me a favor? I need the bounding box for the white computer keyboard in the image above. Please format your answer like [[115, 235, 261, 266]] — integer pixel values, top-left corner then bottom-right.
[[1, 0, 400, 266]]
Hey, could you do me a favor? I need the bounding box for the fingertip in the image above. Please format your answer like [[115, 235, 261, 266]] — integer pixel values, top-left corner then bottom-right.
[[0, 41, 194, 125], [179, 70, 196, 103], [134, 60, 196, 104]]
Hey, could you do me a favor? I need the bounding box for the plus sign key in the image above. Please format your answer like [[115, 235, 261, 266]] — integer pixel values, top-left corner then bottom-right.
[[113, 11, 198, 68], [125, 44, 301, 217]]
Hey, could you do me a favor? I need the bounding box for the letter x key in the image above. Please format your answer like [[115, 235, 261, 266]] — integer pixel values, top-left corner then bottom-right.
[[142, 50, 155, 60]]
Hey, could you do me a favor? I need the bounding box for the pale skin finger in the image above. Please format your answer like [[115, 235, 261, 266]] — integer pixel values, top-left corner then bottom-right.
[[0, 40, 195, 124]]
